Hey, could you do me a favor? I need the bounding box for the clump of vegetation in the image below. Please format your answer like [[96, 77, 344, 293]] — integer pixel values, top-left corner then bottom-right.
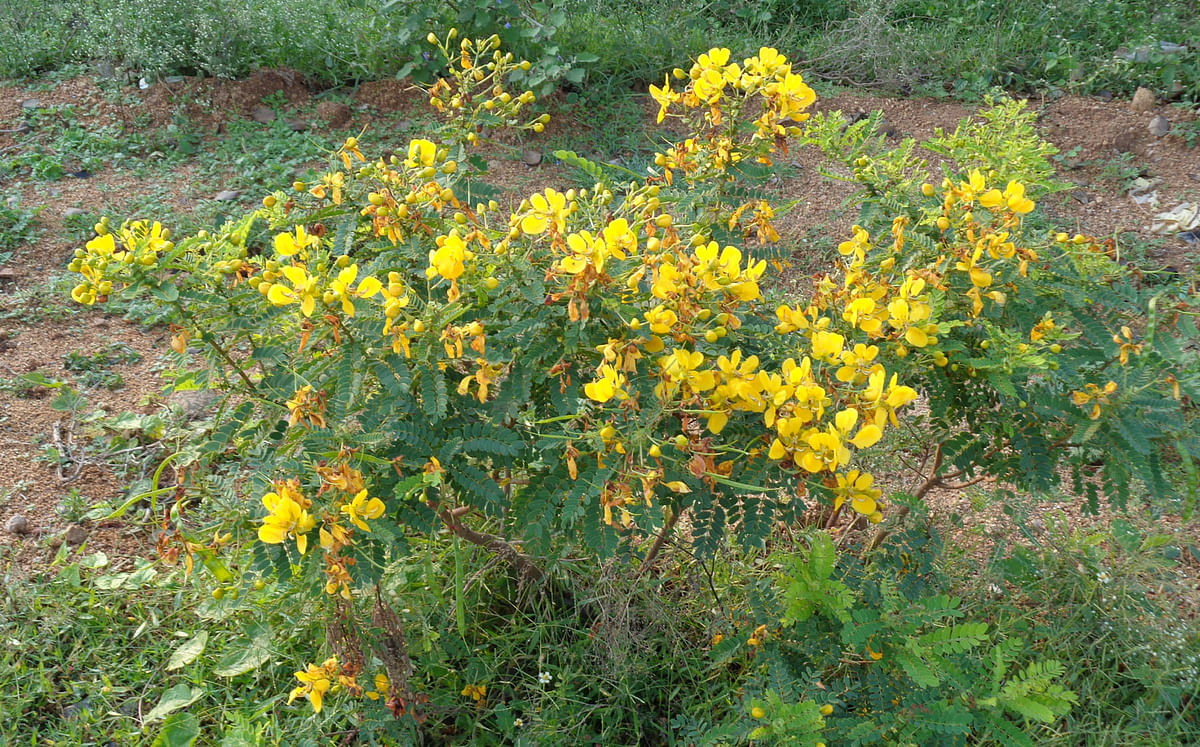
[[42, 28, 1199, 746]]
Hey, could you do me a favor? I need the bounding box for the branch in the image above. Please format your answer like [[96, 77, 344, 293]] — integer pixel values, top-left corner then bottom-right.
[[637, 507, 685, 577], [428, 499, 544, 583]]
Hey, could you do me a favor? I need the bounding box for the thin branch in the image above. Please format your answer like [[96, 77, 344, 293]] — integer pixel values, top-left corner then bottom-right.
[[637, 507, 684, 577]]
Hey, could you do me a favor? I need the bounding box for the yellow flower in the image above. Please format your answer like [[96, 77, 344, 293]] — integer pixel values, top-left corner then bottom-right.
[[309, 171, 345, 204], [340, 489, 386, 532], [836, 344, 881, 384], [519, 188, 568, 235], [405, 138, 437, 168], [461, 683, 487, 702], [365, 673, 390, 701], [810, 329, 845, 363], [833, 469, 882, 516], [649, 75, 679, 122], [585, 364, 628, 403], [656, 348, 716, 400], [979, 180, 1035, 214], [428, 231, 470, 281], [286, 384, 326, 428], [267, 265, 321, 317], [289, 657, 338, 713], [644, 305, 679, 335], [339, 136, 366, 169], [327, 264, 383, 317], [1072, 381, 1117, 420], [1112, 326, 1143, 365], [862, 369, 919, 428], [274, 225, 319, 258], [955, 245, 993, 288], [258, 483, 315, 554]]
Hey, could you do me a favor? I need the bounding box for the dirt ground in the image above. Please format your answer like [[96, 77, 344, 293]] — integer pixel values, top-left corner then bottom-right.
[[1, 70, 1198, 576]]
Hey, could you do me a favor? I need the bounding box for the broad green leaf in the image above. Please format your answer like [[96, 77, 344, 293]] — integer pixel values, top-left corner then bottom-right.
[[144, 684, 204, 723], [153, 712, 200, 747], [166, 632, 209, 671], [214, 622, 272, 677]]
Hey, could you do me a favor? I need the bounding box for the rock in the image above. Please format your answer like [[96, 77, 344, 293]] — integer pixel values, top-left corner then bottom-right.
[[1131, 87, 1156, 113], [63, 207, 88, 218], [251, 106, 276, 124], [316, 101, 352, 128], [522, 149, 543, 166], [286, 118, 308, 132], [214, 190, 241, 202], [5, 514, 31, 535], [167, 389, 220, 420], [20, 98, 41, 110], [1148, 115, 1170, 137], [64, 524, 87, 546]]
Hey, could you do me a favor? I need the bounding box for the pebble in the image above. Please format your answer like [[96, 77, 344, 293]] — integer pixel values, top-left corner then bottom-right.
[[63, 207, 88, 218], [1130, 87, 1156, 113], [20, 98, 41, 110], [1148, 115, 1170, 137], [522, 149, 543, 166], [251, 106, 276, 124], [214, 190, 241, 202], [64, 524, 88, 546], [5, 514, 31, 535], [167, 389, 221, 420]]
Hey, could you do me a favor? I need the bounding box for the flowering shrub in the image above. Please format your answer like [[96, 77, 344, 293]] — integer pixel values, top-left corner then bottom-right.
[[69, 31, 1198, 737]]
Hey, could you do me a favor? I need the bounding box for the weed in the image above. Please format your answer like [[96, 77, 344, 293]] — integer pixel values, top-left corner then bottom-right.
[[63, 342, 143, 390], [0, 197, 39, 258]]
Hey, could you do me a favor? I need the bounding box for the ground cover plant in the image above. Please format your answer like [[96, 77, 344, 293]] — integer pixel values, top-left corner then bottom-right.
[[5, 26, 1187, 746]]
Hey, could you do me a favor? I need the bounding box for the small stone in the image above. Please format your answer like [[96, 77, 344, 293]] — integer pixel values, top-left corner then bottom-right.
[[316, 101, 352, 128], [251, 106, 276, 124], [522, 149, 543, 166], [64, 524, 87, 546], [167, 389, 220, 420], [20, 98, 41, 110], [5, 514, 30, 535], [214, 190, 241, 202], [286, 118, 308, 132], [1148, 115, 1170, 137], [63, 207, 88, 218], [1131, 87, 1156, 113]]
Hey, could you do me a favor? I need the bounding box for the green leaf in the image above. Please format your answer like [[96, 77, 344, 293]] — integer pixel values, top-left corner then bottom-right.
[[166, 632, 209, 671], [153, 712, 200, 747], [144, 684, 204, 724], [895, 650, 941, 687], [213, 622, 272, 677], [808, 532, 836, 580]]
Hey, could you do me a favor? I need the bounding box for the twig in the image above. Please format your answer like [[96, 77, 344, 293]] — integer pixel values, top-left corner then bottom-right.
[[637, 507, 684, 577]]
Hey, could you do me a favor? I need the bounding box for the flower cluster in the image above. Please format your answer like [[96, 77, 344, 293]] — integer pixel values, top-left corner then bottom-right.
[[651, 46, 816, 183], [67, 219, 173, 304]]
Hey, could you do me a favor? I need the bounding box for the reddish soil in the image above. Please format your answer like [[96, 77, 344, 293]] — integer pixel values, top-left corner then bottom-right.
[[1, 70, 1198, 577]]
